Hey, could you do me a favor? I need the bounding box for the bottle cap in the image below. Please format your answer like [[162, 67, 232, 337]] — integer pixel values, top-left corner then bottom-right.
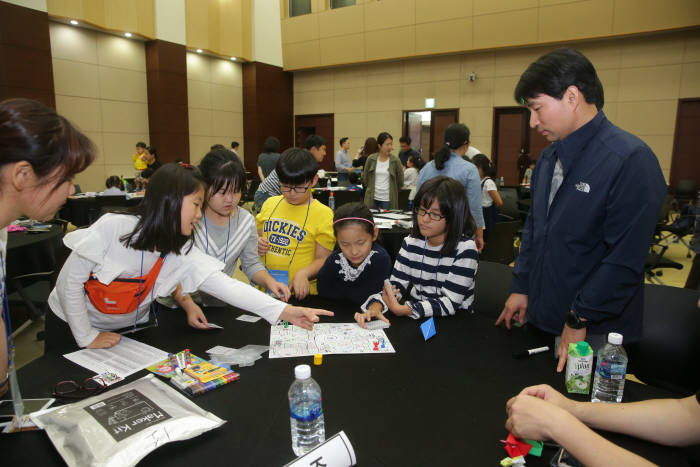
[[608, 332, 623, 345], [576, 341, 591, 356], [295, 364, 311, 380], [313, 354, 323, 365]]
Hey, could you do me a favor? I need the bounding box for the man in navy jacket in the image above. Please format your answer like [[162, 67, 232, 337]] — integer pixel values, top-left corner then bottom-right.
[[496, 48, 666, 372]]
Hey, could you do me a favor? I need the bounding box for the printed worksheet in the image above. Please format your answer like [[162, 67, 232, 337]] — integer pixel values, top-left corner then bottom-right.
[[64, 336, 169, 379], [269, 323, 395, 358]]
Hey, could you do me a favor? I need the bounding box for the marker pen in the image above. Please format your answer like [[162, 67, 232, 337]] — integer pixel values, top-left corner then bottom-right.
[[512, 346, 549, 359]]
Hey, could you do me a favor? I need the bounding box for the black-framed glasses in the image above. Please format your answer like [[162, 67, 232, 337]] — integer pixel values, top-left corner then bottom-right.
[[52, 378, 106, 400], [280, 184, 311, 193], [414, 207, 445, 221]]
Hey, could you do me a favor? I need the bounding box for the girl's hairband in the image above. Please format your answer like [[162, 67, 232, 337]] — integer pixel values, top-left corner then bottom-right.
[[333, 217, 375, 227]]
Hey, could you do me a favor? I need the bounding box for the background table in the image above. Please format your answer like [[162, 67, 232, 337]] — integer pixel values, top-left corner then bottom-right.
[[1, 297, 692, 466], [59, 196, 142, 227], [5, 224, 64, 287]]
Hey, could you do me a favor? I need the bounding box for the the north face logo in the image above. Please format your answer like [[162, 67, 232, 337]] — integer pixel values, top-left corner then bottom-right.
[[576, 182, 590, 193]]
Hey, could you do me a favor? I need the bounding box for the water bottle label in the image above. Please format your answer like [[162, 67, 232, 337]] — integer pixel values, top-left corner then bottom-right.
[[290, 402, 323, 422], [597, 362, 626, 380]]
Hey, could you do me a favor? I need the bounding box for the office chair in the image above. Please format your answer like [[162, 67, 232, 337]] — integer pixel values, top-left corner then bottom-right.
[[480, 221, 520, 265]]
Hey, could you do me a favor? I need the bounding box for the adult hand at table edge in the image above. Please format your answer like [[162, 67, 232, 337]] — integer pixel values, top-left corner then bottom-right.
[[505, 392, 573, 442], [516, 384, 578, 415], [557, 324, 587, 373], [496, 293, 528, 329], [86, 331, 122, 349], [280, 305, 334, 330]]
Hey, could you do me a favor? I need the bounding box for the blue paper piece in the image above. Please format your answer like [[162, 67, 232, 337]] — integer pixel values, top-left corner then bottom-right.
[[420, 317, 436, 340]]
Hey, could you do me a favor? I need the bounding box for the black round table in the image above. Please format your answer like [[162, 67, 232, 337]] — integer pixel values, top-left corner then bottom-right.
[[59, 196, 142, 227], [5, 224, 64, 285], [2, 296, 693, 466]]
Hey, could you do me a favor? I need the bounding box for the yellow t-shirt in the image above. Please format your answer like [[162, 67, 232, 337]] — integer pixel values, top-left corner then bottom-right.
[[256, 195, 335, 296], [133, 153, 147, 171]]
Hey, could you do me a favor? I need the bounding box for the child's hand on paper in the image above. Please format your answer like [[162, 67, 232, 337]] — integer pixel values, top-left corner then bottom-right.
[[87, 331, 122, 349], [354, 302, 390, 328], [185, 304, 209, 329]]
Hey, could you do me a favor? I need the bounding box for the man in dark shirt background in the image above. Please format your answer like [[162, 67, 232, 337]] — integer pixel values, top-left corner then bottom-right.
[[496, 48, 666, 372], [397, 136, 419, 169]]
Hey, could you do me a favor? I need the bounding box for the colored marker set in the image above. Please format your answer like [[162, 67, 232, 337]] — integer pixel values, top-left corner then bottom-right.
[[147, 349, 239, 397]]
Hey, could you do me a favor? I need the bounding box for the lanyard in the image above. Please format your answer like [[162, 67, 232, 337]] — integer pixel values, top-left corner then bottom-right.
[[0, 252, 14, 362], [203, 210, 235, 264], [264, 197, 311, 270]]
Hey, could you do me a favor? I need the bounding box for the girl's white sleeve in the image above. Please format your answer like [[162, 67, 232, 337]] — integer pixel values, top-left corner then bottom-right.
[[53, 252, 101, 348], [198, 271, 286, 324]]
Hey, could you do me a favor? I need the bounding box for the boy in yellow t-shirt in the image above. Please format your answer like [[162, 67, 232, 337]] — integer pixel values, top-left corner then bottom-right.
[[256, 148, 335, 299], [132, 141, 148, 171]]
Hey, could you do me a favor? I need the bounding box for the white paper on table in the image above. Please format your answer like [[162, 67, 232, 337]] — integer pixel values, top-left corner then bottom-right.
[[207, 322, 224, 329], [63, 336, 169, 379], [374, 219, 396, 230], [236, 314, 262, 323], [374, 212, 412, 220], [284, 431, 356, 467], [269, 323, 395, 358]]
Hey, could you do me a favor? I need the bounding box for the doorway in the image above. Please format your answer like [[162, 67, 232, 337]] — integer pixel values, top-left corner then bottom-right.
[[670, 98, 700, 190], [402, 109, 459, 160], [492, 107, 549, 185], [294, 114, 334, 171]]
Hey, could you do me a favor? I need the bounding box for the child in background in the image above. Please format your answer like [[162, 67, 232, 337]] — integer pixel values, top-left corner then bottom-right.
[[403, 155, 424, 210], [47, 163, 331, 352], [256, 148, 336, 299], [103, 175, 126, 195], [471, 153, 503, 241], [347, 171, 363, 193], [317, 203, 392, 306], [355, 176, 479, 327], [132, 141, 147, 171], [522, 160, 535, 185]]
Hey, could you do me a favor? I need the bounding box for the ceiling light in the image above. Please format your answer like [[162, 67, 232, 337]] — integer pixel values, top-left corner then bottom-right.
[[70, 20, 78, 25], [230, 57, 236, 61], [196, 49, 203, 53], [124, 32, 132, 38]]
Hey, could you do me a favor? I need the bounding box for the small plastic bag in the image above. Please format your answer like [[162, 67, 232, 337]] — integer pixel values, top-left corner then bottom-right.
[[31, 374, 225, 467]]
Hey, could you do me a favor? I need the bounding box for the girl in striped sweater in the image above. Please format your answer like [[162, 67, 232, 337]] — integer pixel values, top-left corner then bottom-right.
[[355, 176, 479, 327]]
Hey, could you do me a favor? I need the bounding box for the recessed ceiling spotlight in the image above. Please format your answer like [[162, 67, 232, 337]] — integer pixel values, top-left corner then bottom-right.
[[230, 57, 236, 61], [196, 49, 203, 53], [70, 20, 79, 25], [124, 32, 132, 38]]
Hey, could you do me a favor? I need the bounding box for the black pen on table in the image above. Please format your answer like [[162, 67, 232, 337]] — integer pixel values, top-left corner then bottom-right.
[[512, 346, 549, 359]]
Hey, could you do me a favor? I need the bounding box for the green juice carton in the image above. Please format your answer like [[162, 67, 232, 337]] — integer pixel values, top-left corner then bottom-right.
[[565, 341, 593, 394]]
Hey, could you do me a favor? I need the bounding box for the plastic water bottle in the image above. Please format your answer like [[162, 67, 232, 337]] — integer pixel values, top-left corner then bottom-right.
[[591, 333, 628, 403], [329, 191, 335, 210], [289, 364, 325, 456]]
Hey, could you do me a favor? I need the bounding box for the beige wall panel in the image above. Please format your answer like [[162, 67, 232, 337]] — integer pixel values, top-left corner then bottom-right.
[[319, 4, 365, 38], [295, 70, 334, 92], [366, 61, 404, 86], [597, 69, 619, 103], [493, 75, 520, 106], [136, 0, 156, 38], [680, 62, 700, 97], [617, 65, 681, 102], [473, 0, 537, 16], [55, 95, 102, 132], [102, 132, 150, 166], [459, 77, 495, 108], [333, 65, 368, 89], [99, 68, 148, 103], [469, 136, 491, 155], [283, 40, 322, 69], [367, 85, 403, 111], [210, 84, 241, 112], [187, 53, 212, 82], [364, 0, 415, 31], [404, 55, 461, 84], [52, 59, 100, 98], [538, 0, 613, 43], [603, 102, 618, 124], [415, 18, 473, 56], [311, 0, 325, 14], [683, 34, 700, 62], [101, 101, 149, 133], [210, 60, 242, 86], [641, 134, 674, 178], [74, 163, 107, 193], [189, 135, 211, 165], [294, 90, 334, 114], [576, 41, 622, 71], [105, 163, 137, 177], [494, 47, 546, 77], [461, 51, 496, 79], [335, 112, 368, 137], [366, 111, 401, 140], [620, 35, 686, 68], [473, 9, 538, 49], [103, 0, 138, 35], [415, 0, 472, 24], [83, 131, 104, 163], [435, 80, 460, 108], [366, 26, 416, 61], [321, 34, 366, 65], [188, 108, 213, 136], [613, 0, 700, 35], [49, 22, 98, 64], [211, 110, 241, 138], [402, 82, 436, 109], [96, 34, 147, 72], [459, 106, 493, 137], [616, 100, 677, 136], [282, 12, 320, 43], [187, 79, 213, 109], [185, 0, 209, 48], [334, 87, 368, 113]]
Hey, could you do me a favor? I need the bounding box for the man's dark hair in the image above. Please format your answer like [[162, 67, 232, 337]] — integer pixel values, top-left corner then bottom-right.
[[276, 147, 318, 185], [121, 163, 206, 255], [231, 141, 239, 149], [399, 136, 411, 145], [305, 134, 326, 150], [514, 48, 604, 109], [210, 144, 226, 151], [199, 149, 247, 206], [146, 146, 158, 158], [263, 136, 281, 153], [105, 175, 123, 190], [348, 171, 361, 185], [136, 141, 147, 149], [339, 137, 348, 146]]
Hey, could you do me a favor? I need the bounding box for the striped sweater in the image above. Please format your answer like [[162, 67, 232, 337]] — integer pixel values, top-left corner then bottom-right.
[[362, 236, 479, 318]]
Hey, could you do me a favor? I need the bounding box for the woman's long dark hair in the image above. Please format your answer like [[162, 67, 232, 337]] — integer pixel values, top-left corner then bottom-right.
[[199, 149, 246, 208], [411, 175, 474, 255], [433, 123, 470, 170], [120, 163, 206, 255]]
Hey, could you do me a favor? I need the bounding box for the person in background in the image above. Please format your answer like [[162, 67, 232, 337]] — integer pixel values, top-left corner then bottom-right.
[[471, 153, 503, 241], [397, 136, 420, 169], [132, 141, 147, 171], [335, 137, 352, 182], [353, 137, 377, 171], [521, 160, 536, 185], [464, 143, 484, 160], [0, 98, 96, 393], [416, 123, 485, 251], [362, 132, 403, 210], [517, 147, 531, 182], [505, 384, 700, 467], [403, 155, 424, 210], [231, 141, 240, 158], [684, 194, 700, 289], [347, 171, 363, 194], [257, 136, 281, 183], [140, 146, 161, 180], [103, 175, 126, 195]]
